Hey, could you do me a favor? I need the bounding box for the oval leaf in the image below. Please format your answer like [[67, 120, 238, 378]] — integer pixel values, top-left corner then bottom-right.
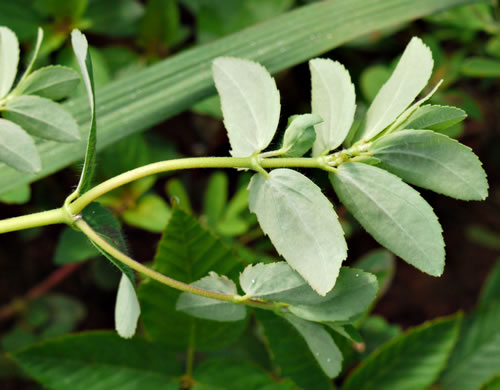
[[398, 104, 467, 131], [0, 118, 40, 173], [0, 26, 19, 98], [213, 57, 280, 157], [285, 314, 342, 379], [282, 114, 320, 157], [4, 95, 80, 142], [248, 169, 347, 295], [176, 272, 246, 322], [16, 65, 80, 100], [343, 315, 461, 390], [371, 130, 488, 200], [310, 58, 356, 155], [115, 273, 141, 339], [358, 37, 433, 141], [330, 163, 444, 276]]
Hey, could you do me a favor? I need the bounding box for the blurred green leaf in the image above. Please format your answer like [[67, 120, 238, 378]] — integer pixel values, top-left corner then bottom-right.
[[479, 261, 500, 307], [12, 332, 182, 390], [35, 0, 88, 21], [479, 376, 500, 390], [0, 1, 40, 40], [354, 249, 395, 299], [86, 0, 144, 38], [360, 65, 392, 103], [486, 36, 500, 59], [0, 183, 31, 204], [359, 315, 402, 357], [398, 104, 467, 131], [440, 304, 500, 390], [165, 178, 192, 213], [0, 118, 41, 173], [343, 315, 462, 390], [122, 193, 171, 233], [54, 226, 100, 265], [192, 358, 297, 389], [138, 206, 247, 351], [461, 57, 500, 77], [466, 225, 500, 251], [203, 171, 228, 227]]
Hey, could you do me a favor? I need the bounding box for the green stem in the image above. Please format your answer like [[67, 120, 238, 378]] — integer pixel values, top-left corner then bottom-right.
[[69, 156, 323, 215], [0, 208, 68, 234], [75, 218, 280, 311]]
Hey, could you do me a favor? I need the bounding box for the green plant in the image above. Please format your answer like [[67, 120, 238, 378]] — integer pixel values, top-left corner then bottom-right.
[[0, 17, 492, 388]]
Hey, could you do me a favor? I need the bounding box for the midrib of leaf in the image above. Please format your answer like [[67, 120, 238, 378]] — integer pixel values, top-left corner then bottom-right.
[[338, 169, 437, 260], [0, 0, 481, 194], [268, 177, 331, 278], [377, 148, 484, 198]]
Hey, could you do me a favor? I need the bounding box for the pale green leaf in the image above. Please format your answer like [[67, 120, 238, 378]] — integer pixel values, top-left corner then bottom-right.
[[15, 27, 43, 87], [176, 272, 246, 322], [310, 58, 356, 154], [440, 303, 500, 390], [371, 130, 488, 200], [285, 314, 342, 378], [343, 315, 461, 390], [3, 95, 79, 142], [256, 310, 333, 389], [248, 169, 347, 295], [12, 332, 182, 390], [0, 118, 40, 173], [138, 206, 247, 351], [288, 268, 378, 322], [121, 193, 171, 233], [398, 104, 467, 131], [16, 65, 80, 100], [213, 57, 280, 157], [360, 65, 391, 102], [115, 273, 141, 338], [358, 37, 433, 141], [71, 29, 96, 195], [0, 183, 30, 204], [330, 163, 445, 276], [0, 26, 19, 98], [281, 114, 320, 157]]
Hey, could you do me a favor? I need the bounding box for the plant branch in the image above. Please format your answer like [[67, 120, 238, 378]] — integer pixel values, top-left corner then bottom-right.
[[75, 218, 282, 311], [0, 208, 69, 234]]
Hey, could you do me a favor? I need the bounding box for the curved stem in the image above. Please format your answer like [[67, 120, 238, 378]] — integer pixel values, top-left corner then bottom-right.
[[68, 156, 323, 215], [75, 218, 279, 311], [0, 208, 68, 234]]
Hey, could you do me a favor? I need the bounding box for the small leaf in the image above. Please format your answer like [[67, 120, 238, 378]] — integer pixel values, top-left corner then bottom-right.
[[310, 58, 356, 155], [71, 29, 96, 195], [0, 26, 19, 98], [343, 315, 462, 390], [203, 171, 228, 226], [0, 118, 40, 173], [398, 104, 467, 131], [358, 37, 433, 141], [122, 193, 171, 233], [281, 114, 320, 157], [54, 227, 100, 265], [330, 163, 445, 276], [213, 57, 280, 157], [176, 272, 246, 322], [15, 27, 43, 86], [461, 57, 500, 78], [439, 303, 500, 390], [285, 314, 342, 378], [371, 130, 488, 200], [0, 183, 31, 204], [115, 273, 141, 338], [3, 95, 79, 142], [15, 65, 80, 100], [248, 169, 347, 295], [165, 178, 192, 213]]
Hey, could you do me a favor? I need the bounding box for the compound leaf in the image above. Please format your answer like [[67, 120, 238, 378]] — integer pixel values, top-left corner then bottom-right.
[[12, 332, 181, 390], [213, 57, 280, 157], [3, 95, 79, 142], [310, 58, 356, 155], [248, 168, 347, 295], [0, 118, 40, 173], [371, 130, 488, 200], [176, 272, 246, 322], [343, 315, 461, 390], [358, 37, 433, 141], [330, 163, 444, 276], [0, 26, 19, 98], [16, 65, 80, 100]]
